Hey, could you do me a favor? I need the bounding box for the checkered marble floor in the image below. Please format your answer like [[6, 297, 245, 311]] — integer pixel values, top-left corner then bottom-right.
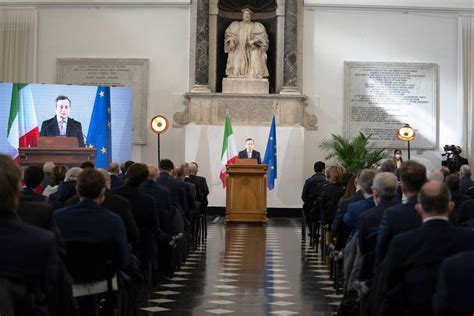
[[137, 218, 339, 315]]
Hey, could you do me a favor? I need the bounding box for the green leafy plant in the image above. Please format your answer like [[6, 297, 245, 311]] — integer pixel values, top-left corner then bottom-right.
[[319, 132, 386, 173]]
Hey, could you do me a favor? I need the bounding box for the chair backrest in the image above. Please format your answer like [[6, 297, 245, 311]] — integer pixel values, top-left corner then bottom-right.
[[64, 240, 119, 284], [0, 278, 47, 316]]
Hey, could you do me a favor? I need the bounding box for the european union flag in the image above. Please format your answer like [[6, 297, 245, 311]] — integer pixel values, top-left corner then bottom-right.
[[87, 86, 111, 169], [263, 115, 277, 190]]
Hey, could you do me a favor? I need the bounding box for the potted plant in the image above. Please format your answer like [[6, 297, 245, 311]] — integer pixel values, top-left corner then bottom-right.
[[319, 132, 386, 173]]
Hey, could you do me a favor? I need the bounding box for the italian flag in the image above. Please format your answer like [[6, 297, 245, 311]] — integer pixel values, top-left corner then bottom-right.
[[220, 112, 237, 187], [7, 84, 39, 158]]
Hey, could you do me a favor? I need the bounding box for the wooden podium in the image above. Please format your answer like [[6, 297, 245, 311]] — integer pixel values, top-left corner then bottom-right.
[[225, 159, 267, 223], [19, 137, 96, 167]]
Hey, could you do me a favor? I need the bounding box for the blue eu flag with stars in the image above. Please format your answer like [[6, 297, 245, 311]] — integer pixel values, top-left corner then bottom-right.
[[87, 86, 111, 169], [263, 115, 277, 190]]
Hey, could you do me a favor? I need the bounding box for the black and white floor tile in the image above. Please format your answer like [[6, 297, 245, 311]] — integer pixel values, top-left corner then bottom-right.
[[137, 218, 339, 315]]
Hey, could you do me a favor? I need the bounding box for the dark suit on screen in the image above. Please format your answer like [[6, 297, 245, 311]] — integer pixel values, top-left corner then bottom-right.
[[40, 116, 85, 147], [379, 220, 474, 316], [238, 149, 261, 164]]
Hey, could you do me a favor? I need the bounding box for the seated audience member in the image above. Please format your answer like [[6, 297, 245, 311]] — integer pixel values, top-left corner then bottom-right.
[[375, 160, 426, 267], [428, 170, 445, 182], [445, 174, 471, 224], [455, 198, 474, 225], [43, 164, 68, 198], [378, 181, 474, 316], [459, 164, 474, 195], [157, 159, 188, 222], [119, 160, 135, 181], [21, 165, 47, 202], [65, 168, 139, 244], [188, 162, 209, 211], [332, 174, 362, 249], [175, 163, 197, 220], [0, 154, 73, 315], [439, 166, 451, 179], [108, 161, 124, 190], [343, 169, 377, 244], [358, 172, 399, 282], [49, 167, 82, 209], [301, 161, 327, 230], [320, 165, 346, 226], [54, 168, 129, 269], [41, 161, 56, 190], [112, 163, 164, 268], [379, 159, 397, 173], [433, 250, 474, 316], [79, 161, 94, 169]]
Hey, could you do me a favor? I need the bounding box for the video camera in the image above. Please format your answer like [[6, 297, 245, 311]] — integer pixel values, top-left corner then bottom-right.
[[442, 144, 462, 159]]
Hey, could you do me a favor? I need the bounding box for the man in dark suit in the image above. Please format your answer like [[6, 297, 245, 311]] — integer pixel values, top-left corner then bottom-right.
[[358, 172, 399, 282], [40, 95, 85, 147], [0, 154, 65, 315], [375, 160, 427, 267], [108, 161, 124, 190], [378, 181, 474, 316], [433, 250, 474, 315], [65, 168, 140, 244], [54, 168, 129, 269], [157, 159, 189, 222], [188, 162, 209, 214], [20, 165, 46, 202], [238, 138, 261, 164]]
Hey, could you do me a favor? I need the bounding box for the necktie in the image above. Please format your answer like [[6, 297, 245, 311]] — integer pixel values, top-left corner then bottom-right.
[[59, 120, 66, 136]]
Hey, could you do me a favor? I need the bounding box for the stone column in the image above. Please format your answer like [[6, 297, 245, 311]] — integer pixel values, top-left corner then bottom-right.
[[192, 0, 211, 93], [280, 0, 300, 94]]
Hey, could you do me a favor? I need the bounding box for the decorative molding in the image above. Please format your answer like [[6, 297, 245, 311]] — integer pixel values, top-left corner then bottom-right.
[[174, 92, 318, 130]]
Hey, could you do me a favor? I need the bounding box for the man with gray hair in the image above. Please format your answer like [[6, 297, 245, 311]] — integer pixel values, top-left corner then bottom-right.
[[41, 161, 56, 190], [358, 172, 399, 282], [459, 164, 474, 195]]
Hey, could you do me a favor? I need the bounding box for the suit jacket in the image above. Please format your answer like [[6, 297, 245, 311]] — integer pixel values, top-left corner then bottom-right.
[[433, 250, 474, 316], [0, 213, 59, 308], [380, 220, 474, 316], [40, 116, 85, 147], [455, 198, 474, 225], [140, 179, 174, 237], [238, 149, 261, 164], [343, 196, 375, 243], [49, 181, 77, 209], [375, 195, 421, 267], [459, 175, 474, 195], [20, 187, 47, 202], [64, 190, 140, 244], [17, 200, 65, 257], [54, 199, 129, 269], [449, 191, 471, 224], [332, 191, 364, 236], [358, 199, 399, 280], [156, 172, 188, 221], [109, 174, 124, 190]]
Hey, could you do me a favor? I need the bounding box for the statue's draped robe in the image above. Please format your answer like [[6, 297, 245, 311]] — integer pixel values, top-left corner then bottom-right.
[[224, 21, 269, 79]]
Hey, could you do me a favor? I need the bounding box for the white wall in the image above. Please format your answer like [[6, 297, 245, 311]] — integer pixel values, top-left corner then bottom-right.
[[36, 5, 190, 165], [303, 8, 461, 176]]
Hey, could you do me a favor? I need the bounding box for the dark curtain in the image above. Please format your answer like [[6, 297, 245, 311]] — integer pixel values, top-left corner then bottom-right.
[[218, 0, 277, 12]]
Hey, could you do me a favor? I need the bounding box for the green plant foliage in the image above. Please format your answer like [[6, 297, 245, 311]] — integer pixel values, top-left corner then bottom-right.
[[319, 132, 386, 173]]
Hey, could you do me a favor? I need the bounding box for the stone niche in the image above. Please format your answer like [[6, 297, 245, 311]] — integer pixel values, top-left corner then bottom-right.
[[175, 0, 314, 129]]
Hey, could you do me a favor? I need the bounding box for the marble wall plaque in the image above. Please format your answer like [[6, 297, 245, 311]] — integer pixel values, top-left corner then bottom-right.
[[57, 58, 149, 145], [344, 62, 438, 149]]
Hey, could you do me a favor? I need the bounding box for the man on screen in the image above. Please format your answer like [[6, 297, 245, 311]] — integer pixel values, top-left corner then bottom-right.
[[40, 95, 85, 147], [238, 138, 261, 164]]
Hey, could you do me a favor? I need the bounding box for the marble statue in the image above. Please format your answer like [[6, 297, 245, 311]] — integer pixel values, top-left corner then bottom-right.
[[224, 8, 269, 79]]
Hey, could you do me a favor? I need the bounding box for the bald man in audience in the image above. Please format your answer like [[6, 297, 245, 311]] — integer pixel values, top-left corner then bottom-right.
[[187, 162, 209, 215], [378, 181, 474, 316]]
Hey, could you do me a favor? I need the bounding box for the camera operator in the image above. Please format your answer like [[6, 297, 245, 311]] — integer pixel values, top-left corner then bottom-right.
[[442, 145, 468, 173]]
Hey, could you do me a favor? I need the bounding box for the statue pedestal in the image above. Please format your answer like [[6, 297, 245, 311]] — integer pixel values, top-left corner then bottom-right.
[[222, 78, 269, 94]]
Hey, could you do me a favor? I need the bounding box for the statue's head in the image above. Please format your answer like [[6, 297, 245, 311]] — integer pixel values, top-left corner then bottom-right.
[[241, 8, 253, 22]]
